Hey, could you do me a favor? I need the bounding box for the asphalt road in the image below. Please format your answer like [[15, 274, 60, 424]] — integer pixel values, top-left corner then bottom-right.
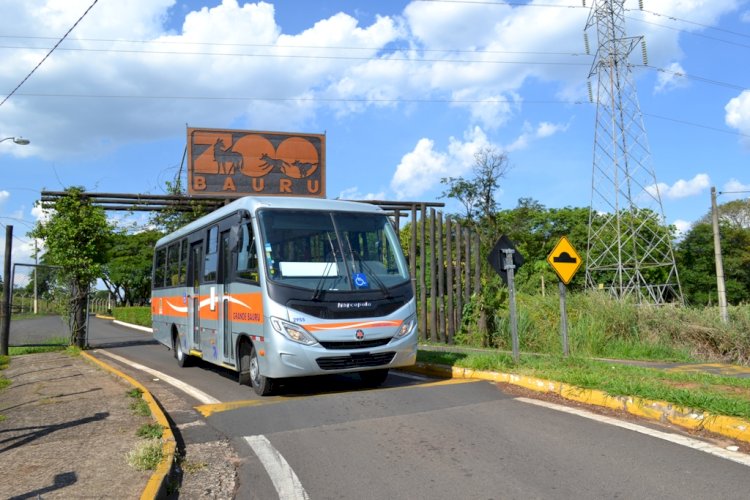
[[16, 316, 750, 499]]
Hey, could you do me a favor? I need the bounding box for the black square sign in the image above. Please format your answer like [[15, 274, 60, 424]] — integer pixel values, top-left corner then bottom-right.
[[487, 234, 524, 285]]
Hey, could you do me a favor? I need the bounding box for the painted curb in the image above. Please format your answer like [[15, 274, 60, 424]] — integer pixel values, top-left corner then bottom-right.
[[81, 351, 175, 500], [405, 362, 750, 444]]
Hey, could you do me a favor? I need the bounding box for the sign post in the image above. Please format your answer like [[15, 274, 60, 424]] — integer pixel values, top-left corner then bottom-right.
[[488, 235, 524, 362], [546, 236, 582, 357]]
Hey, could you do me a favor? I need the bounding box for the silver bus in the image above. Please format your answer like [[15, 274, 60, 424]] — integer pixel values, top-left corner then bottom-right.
[[151, 196, 417, 395]]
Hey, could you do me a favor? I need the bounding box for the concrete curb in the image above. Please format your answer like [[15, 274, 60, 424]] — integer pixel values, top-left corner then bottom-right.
[[405, 362, 750, 444], [81, 351, 176, 500]]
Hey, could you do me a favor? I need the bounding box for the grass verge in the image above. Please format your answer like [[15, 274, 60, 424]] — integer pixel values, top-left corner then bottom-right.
[[417, 350, 750, 420], [113, 307, 151, 327], [127, 439, 164, 471], [126, 388, 152, 417]]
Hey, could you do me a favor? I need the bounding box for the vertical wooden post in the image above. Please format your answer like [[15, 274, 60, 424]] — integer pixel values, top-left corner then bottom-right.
[[437, 211, 445, 343], [393, 209, 401, 233], [419, 204, 427, 341], [410, 205, 417, 299], [473, 232, 481, 294], [455, 224, 463, 332], [446, 217, 455, 344], [429, 208, 437, 342], [464, 227, 471, 305]]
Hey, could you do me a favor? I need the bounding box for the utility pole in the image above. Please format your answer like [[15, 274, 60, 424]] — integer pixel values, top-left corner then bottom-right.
[[1, 225, 13, 356], [583, 0, 682, 305], [711, 187, 728, 323]]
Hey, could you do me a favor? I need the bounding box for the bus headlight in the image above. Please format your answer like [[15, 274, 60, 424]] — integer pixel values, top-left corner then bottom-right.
[[395, 314, 417, 338], [270, 317, 318, 346]]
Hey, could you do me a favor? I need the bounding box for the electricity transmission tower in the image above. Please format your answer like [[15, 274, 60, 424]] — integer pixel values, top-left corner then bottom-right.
[[583, 0, 682, 305]]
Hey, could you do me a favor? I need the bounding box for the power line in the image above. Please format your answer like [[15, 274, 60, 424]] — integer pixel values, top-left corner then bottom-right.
[[629, 7, 750, 40], [640, 64, 748, 92], [0, 44, 591, 66], [626, 15, 750, 50], [414, 0, 584, 7], [8, 92, 586, 105], [643, 113, 750, 138], [0, 0, 99, 109], [0, 35, 591, 57]]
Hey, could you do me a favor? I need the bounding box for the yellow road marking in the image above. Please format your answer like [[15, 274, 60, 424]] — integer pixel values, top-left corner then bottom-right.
[[195, 377, 477, 417]]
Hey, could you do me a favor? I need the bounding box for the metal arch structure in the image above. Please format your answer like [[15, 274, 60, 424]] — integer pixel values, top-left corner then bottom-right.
[[584, 0, 682, 305]]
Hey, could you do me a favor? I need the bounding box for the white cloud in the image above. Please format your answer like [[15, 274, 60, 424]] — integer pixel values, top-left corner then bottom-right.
[[646, 173, 710, 200], [390, 126, 491, 200], [654, 62, 689, 94], [0, 190, 9, 205], [742, 10, 750, 23], [31, 203, 51, 224], [672, 219, 692, 239], [725, 90, 750, 147], [722, 179, 750, 200], [0, 0, 742, 160], [338, 187, 386, 201], [505, 120, 569, 152]]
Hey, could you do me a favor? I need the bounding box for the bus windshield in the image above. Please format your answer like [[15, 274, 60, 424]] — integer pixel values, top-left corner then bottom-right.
[[256, 209, 409, 292]]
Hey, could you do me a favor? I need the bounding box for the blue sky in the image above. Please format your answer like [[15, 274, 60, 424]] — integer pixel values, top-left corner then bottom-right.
[[1, 0, 749, 278]]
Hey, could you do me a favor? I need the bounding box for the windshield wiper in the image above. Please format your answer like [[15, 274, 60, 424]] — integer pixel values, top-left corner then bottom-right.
[[311, 259, 336, 301]]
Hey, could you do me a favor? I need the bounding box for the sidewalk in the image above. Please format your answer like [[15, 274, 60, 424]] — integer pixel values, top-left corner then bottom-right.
[[0, 351, 160, 499]]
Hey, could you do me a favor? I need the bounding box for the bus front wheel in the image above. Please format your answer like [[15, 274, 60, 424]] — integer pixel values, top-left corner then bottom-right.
[[359, 368, 389, 387], [239, 340, 274, 396], [174, 333, 191, 368]]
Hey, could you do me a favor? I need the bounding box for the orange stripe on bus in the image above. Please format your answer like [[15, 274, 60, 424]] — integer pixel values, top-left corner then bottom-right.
[[305, 320, 402, 332]]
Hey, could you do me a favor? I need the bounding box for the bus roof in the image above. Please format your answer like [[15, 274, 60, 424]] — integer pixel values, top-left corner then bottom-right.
[[155, 196, 385, 247]]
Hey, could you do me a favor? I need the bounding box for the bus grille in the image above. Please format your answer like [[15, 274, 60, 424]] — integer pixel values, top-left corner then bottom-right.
[[318, 338, 392, 350], [316, 352, 396, 370]]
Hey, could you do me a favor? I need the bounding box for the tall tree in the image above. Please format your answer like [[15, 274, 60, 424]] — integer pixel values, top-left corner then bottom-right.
[[31, 187, 113, 347], [103, 229, 163, 306], [440, 146, 510, 227]]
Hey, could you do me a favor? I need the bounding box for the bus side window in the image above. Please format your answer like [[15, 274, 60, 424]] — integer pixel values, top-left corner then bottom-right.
[[179, 239, 188, 285], [154, 248, 167, 288], [167, 243, 180, 286], [204, 226, 218, 282], [237, 222, 259, 283]]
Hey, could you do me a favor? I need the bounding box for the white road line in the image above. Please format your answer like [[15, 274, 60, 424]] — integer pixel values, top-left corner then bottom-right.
[[94, 350, 221, 405], [245, 435, 310, 500], [516, 397, 750, 467]]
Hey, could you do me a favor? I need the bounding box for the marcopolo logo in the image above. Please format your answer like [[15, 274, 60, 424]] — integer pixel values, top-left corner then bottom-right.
[[187, 128, 326, 198]]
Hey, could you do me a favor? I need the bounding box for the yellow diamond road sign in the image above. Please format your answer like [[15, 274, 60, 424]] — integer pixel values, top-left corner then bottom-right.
[[546, 236, 582, 285]]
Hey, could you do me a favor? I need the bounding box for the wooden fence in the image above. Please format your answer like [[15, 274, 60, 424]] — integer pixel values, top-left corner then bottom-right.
[[372, 202, 482, 344]]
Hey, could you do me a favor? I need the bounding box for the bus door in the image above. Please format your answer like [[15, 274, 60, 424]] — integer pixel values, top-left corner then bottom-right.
[[219, 229, 233, 364], [188, 240, 203, 352]]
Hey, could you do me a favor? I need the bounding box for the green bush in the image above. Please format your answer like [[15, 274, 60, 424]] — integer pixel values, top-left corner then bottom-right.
[[113, 307, 151, 327], [454, 289, 750, 364]]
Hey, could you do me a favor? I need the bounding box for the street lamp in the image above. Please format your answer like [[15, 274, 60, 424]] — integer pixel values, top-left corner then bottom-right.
[[0, 137, 30, 145]]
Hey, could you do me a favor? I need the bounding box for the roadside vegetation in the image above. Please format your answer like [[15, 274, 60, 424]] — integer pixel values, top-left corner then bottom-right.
[[113, 306, 151, 328], [417, 350, 750, 420], [125, 387, 165, 471]]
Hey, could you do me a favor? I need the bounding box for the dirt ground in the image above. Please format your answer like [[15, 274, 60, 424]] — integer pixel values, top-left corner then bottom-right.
[[0, 351, 151, 499]]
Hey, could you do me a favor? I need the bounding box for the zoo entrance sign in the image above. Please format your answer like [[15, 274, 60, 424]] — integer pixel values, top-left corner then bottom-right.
[[187, 127, 326, 198]]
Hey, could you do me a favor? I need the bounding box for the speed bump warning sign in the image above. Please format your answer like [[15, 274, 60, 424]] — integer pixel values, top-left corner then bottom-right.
[[546, 236, 582, 285]]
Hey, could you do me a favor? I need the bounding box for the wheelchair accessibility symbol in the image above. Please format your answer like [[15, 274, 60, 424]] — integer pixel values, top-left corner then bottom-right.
[[352, 273, 370, 289]]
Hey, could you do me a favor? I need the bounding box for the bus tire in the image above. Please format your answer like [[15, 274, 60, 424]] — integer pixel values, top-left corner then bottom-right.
[[359, 368, 389, 387], [239, 340, 274, 396], [174, 331, 191, 368]]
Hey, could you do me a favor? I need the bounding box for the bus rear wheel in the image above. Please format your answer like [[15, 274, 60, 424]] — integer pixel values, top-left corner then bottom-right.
[[239, 340, 274, 396]]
